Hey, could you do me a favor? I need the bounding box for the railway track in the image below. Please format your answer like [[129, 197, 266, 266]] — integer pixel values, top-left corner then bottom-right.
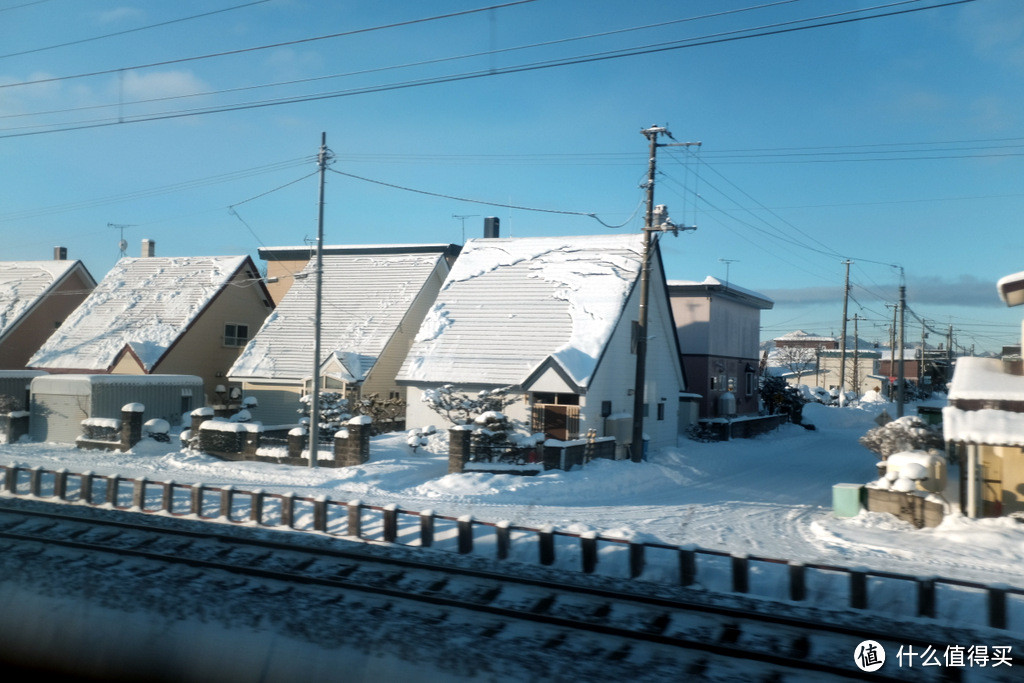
[[0, 497, 1017, 682]]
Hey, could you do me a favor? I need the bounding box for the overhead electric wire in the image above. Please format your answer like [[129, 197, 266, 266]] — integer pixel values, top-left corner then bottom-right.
[[0, 0, 974, 139], [327, 167, 641, 228], [0, 1, 272, 60]]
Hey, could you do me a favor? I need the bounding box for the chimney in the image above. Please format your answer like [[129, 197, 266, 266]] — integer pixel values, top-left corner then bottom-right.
[[483, 216, 500, 239], [53, 246, 67, 260], [141, 239, 155, 257]]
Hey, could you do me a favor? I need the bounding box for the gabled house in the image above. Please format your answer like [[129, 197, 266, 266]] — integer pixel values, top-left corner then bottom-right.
[[0, 249, 96, 370], [228, 244, 458, 425], [943, 269, 1024, 517], [396, 234, 685, 457], [667, 277, 772, 419], [28, 251, 273, 404]]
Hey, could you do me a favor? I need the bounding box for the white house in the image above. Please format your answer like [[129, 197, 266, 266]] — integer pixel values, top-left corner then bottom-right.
[[396, 234, 684, 457], [228, 245, 457, 425]]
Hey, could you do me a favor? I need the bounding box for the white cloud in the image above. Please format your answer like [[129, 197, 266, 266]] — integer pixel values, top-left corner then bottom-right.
[[120, 70, 210, 101], [96, 7, 144, 25]]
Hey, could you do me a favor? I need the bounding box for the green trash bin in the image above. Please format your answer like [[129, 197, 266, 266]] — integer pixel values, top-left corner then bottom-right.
[[832, 483, 863, 518]]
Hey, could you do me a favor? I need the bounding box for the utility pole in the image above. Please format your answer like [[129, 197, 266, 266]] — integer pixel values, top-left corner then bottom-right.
[[886, 303, 897, 400], [838, 260, 851, 404], [852, 314, 860, 396], [308, 132, 329, 468], [897, 271, 906, 416], [630, 125, 697, 462]]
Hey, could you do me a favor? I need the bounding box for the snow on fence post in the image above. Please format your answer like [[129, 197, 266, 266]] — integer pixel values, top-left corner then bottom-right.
[[336, 416, 372, 467], [347, 499, 362, 538], [731, 553, 749, 594], [788, 561, 806, 602], [630, 541, 646, 579], [849, 567, 868, 610], [250, 489, 265, 525], [679, 545, 697, 587], [420, 509, 435, 548], [191, 483, 204, 516], [581, 531, 598, 574], [281, 492, 296, 529], [190, 407, 214, 435], [382, 504, 398, 543], [538, 525, 555, 566], [54, 468, 68, 501], [448, 426, 473, 474], [220, 486, 234, 520], [988, 584, 1008, 630], [287, 427, 306, 461], [917, 576, 936, 619], [120, 403, 144, 451], [457, 514, 473, 554], [495, 520, 510, 560], [29, 465, 42, 497], [132, 477, 148, 509]]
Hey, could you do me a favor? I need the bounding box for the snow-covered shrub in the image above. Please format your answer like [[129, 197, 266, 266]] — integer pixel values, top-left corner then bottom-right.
[[421, 384, 519, 426], [0, 394, 20, 413], [406, 425, 437, 452], [144, 418, 170, 443], [759, 375, 808, 424], [298, 391, 350, 436], [859, 415, 944, 459]]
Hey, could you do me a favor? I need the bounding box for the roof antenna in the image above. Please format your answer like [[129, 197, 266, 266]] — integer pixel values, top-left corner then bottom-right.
[[109, 223, 135, 257]]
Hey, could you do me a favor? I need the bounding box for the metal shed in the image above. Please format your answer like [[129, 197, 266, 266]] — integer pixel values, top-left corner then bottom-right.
[[29, 374, 203, 444], [0, 370, 46, 411]]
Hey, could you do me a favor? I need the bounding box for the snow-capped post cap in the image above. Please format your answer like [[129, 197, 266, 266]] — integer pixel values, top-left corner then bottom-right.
[[144, 418, 170, 434], [122, 402, 145, 413], [288, 426, 307, 436], [191, 406, 215, 417], [347, 415, 374, 426]]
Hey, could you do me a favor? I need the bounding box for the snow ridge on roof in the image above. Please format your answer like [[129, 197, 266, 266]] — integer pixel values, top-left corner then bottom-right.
[[229, 251, 446, 381], [397, 234, 645, 389], [29, 256, 247, 372], [0, 260, 80, 339]]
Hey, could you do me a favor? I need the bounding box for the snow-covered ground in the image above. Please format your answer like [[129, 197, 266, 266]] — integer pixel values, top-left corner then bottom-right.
[[3, 399, 1023, 592]]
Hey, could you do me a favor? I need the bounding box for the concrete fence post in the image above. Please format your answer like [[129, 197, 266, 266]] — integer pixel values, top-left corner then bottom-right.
[[731, 553, 749, 594], [580, 532, 598, 574], [988, 584, 1008, 630], [4, 465, 16, 493], [29, 466, 42, 497], [106, 474, 120, 506], [220, 486, 234, 520], [850, 567, 868, 610], [917, 576, 935, 618], [161, 480, 175, 513], [250, 489, 265, 525], [54, 468, 68, 501], [383, 504, 398, 543], [789, 561, 806, 602], [448, 427, 472, 474], [347, 499, 362, 538], [420, 509, 435, 548], [495, 520, 510, 560], [629, 542, 646, 579], [80, 471, 94, 504], [191, 483, 204, 516], [312, 496, 328, 532], [281, 492, 296, 529], [457, 514, 473, 554], [679, 545, 697, 587], [132, 477, 148, 510], [538, 526, 555, 566]]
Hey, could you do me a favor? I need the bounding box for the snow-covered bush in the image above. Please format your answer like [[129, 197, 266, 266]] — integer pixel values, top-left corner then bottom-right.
[[298, 391, 406, 436], [421, 384, 519, 426], [759, 375, 808, 424], [859, 415, 944, 459], [0, 394, 21, 414], [298, 391, 351, 435]]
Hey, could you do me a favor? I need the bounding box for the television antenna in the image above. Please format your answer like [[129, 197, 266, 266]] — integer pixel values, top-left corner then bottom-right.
[[452, 214, 478, 244], [718, 258, 738, 288], [109, 223, 135, 257]]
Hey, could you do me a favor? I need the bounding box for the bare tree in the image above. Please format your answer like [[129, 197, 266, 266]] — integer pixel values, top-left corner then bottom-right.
[[774, 346, 817, 384]]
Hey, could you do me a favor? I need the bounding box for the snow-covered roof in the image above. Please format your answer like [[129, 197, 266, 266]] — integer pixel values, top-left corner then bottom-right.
[[0, 260, 91, 341], [229, 250, 447, 382], [29, 256, 251, 372], [943, 406, 1024, 446], [396, 234, 646, 389], [947, 356, 1024, 402], [666, 276, 774, 309]]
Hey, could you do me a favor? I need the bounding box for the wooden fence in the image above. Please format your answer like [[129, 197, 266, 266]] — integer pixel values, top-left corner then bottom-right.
[[1, 462, 1020, 631]]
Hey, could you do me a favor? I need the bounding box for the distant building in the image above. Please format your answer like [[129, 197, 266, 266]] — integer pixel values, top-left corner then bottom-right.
[[667, 277, 773, 419]]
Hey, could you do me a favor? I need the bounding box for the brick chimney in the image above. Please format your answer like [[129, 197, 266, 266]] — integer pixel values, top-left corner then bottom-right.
[[53, 246, 67, 260], [141, 239, 155, 257]]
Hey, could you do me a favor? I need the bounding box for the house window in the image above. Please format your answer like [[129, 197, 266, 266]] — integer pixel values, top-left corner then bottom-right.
[[657, 402, 665, 421], [745, 371, 755, 396], [224, 323, 249, 347]]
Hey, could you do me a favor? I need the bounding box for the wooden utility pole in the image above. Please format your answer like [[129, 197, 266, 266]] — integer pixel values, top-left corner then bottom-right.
[[897, 273, 906, 416], [852, 314, 860, 396], [308, 132, 328, 467]]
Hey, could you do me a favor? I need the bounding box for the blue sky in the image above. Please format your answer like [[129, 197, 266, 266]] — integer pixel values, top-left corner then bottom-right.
[[1, 0, 1022, 353]]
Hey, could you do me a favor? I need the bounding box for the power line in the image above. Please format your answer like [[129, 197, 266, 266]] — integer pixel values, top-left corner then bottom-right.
[[0, 1, 272, 60], [0, 0, 974, 139]]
